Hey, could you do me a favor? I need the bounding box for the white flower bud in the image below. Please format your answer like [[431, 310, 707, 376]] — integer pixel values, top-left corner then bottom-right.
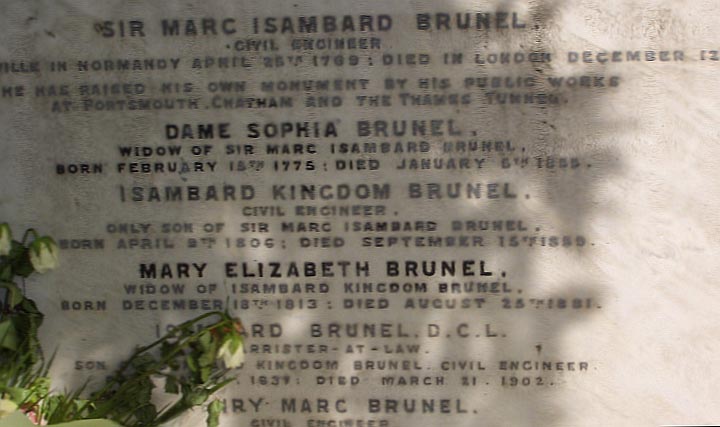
[[0, 223, 11, 256], [217, 334, 244, 368], [29, 237, 59, 273]]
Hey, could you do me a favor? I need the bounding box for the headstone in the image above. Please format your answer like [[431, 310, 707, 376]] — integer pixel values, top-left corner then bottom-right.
[[1, 1, 718, 425]]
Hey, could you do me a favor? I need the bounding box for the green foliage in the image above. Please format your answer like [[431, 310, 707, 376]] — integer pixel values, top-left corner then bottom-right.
[[0, 225, 243, 426], [0, 227, 51, 415], [40, 311, 241, 427], [206, 400, 224, 427]]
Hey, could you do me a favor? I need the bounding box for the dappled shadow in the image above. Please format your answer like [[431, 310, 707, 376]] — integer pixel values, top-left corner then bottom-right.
[[0, 1, 638, 426]]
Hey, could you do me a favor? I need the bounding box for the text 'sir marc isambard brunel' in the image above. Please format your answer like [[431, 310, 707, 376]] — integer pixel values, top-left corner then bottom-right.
[[1, 2, 719, 426]]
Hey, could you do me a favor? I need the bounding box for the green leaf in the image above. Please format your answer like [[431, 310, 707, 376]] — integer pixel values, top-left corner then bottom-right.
[[186, 355, 198, 373], [11, 297, 44, 365], [133, 402, 158, 425], [183, 387, 209, 406], [0, 319, 18, 351], [198, 330, 212, 351], [198, 346, 216, 368], [29, 376, 51, 399], [199, 366, 211, 383], [9, 244, 33, 278], [42, 395, 62, 421], [0, 282, 23, 307], [19, 297, 42, 316], [8, 240, 25, 260], [164, 375, 179, 394], [129, 353, 156, 372], [206, 399, 224, 427], [129, 376, 155, 405], [160, 341, 175, 360]]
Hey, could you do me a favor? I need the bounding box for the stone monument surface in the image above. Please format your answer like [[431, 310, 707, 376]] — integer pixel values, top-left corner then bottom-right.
[[1, 0, 719, 426]]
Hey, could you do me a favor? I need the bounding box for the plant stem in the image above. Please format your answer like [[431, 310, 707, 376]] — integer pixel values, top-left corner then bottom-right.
[[20, 229, 38, 246], [82, 311, 230, 421]]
